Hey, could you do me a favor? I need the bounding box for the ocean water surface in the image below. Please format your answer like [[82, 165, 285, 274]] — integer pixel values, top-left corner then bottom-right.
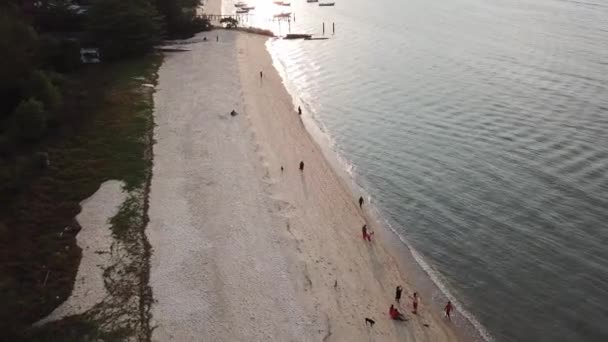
[[222, 0, 608, 341]]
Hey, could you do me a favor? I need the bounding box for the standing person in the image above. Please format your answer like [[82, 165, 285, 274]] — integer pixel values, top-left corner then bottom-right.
[[362, 225, 372, 241], [359, 196, 364, 208], [445, 301, 453, 320], [298, 106, 302, 115], [395, 286, 403, 303], [260, 70, 263, 79], [411, 292, 419, 314], [299, 161, 304, 171], [216, 35, 219, 42]]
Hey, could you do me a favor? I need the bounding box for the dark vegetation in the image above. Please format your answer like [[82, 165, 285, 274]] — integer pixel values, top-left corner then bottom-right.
[[0, 0, 209, 339], [220, 17, 239, 29]]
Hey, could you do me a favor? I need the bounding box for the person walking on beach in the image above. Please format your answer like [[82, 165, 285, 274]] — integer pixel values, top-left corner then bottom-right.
[[411, 292, 419, 314], [260, 70, 263, 79], [359, 196, 364, 208], [445, 301, 453, 321], [299, 161, 304, 171], [362, 225, 372, 241], [298, 106, 302, 115], [395, 285, 403, 303], [216, 35, 219, 42]]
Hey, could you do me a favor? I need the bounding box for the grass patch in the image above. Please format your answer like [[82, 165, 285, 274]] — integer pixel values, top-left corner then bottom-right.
[[0, 53, 161, 340]]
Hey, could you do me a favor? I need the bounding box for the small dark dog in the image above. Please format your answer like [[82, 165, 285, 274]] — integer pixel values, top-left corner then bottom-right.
[[365, 318, 376, 327]]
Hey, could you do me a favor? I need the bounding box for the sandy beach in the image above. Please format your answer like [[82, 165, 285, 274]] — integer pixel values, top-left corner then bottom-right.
[[36, 180, 127, 326], [147, 11, 463, 342]]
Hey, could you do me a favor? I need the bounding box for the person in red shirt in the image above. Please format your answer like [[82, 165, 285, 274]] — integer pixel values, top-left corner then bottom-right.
[[361, 225, 374, 241], [445, 301, 453, 321], [389, 304, 406, 321]]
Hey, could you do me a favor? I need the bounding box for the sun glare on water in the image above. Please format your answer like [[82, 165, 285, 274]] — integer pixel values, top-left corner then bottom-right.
[[232, 0, 294, 33]]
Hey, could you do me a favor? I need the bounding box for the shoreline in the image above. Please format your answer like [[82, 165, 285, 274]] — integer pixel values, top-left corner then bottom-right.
[[236, 31, 463, 341], [148, 29, 463, 341], [148, 0, 471, 340], [264, 30, 490, 339], [265, 40, 490, 342]]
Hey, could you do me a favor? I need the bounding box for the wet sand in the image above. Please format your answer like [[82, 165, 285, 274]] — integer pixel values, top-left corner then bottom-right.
[[147, 28, 463, 341]]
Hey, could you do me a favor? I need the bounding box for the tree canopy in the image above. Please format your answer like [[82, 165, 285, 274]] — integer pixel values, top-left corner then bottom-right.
[[0, 9, 38, 114], [220, 17, 239, 29], [87, 0, 164, 60]]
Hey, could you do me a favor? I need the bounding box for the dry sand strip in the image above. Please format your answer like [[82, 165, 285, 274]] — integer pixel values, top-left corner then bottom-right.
[[148, 31, 314, 341], [147, 30, 462, 341]]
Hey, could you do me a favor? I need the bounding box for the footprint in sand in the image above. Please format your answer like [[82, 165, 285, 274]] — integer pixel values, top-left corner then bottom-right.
[[272, 198, 296, 217]]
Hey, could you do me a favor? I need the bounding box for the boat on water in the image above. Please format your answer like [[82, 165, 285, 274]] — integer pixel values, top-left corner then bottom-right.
[[236, 8, 249, 13], [273, 1, 284, 4], [319, 2, 335, 6], [285, 33, 312, 39], [234, 1, 247, 7], [281, 2, 291, 5], [273, 12, 292, 18], [307, 0, 319, 2], [243, 6, 255, 10]]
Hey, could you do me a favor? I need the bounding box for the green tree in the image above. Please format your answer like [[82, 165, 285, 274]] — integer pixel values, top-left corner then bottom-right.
[[0, 8, 38, 117], [220, 17, 239, 29], [33, 0, 86, 33], [87, 0, 164, 60], [155, 0, 210, 38], [22, 70, 62, 111], [13, 98, 47, 141]]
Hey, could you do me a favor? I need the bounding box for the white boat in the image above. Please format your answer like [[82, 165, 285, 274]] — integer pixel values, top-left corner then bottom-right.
[[281, 2, 291, 5], [273, 1, 284, 4], [273, 12, 291, 18], [243, 6, 255, 10], [307, 0, 319, 2], [319, 2, 335, 6], [234, 2, 246, 7], [236, 8, 249, 13]]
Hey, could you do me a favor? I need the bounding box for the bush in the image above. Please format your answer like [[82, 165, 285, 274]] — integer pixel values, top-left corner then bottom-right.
[[87, 0, 164, 60], [0, 134, 16, 157], [13, 98, 47, 141], [36, 35, 81, 73], [0, 9, 38, 116], [220, 17, 239, 29], [33, 0, 86, 33], [23, 70, 62, 111], [154, 0, 211, 38]]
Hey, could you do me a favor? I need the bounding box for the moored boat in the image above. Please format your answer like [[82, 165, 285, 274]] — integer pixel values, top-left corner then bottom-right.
[[285, 33, 312, 39]]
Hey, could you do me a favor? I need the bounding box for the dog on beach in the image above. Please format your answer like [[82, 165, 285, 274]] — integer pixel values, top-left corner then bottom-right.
[[365, 318, 376, 327]]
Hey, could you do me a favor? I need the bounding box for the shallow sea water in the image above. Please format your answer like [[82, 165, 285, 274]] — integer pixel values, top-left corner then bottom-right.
[[224, 0, 608, 341]]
